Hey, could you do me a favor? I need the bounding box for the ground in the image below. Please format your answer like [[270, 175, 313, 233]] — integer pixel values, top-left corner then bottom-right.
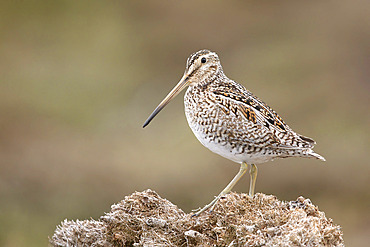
[[50, 189, 344, 246]]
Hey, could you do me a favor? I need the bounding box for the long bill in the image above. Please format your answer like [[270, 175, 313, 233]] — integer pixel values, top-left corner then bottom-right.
[[143, 73, 190, 128]]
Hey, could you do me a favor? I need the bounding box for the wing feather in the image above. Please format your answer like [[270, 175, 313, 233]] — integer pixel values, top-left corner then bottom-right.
[[211, 82, 315, 149]]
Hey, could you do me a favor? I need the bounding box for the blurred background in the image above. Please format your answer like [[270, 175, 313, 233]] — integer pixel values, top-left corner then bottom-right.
[[0, 0, 369, 246]]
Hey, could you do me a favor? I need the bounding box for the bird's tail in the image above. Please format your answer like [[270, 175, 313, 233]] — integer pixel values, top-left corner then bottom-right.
[[277, 148, 326, 161], [306, 150, 326, 161]]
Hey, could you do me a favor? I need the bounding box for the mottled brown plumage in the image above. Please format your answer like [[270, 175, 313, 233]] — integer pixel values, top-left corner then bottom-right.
[[143, 49, 325, 216]]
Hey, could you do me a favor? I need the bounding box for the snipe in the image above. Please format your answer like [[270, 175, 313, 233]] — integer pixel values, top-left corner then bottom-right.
[[143, 49, 325, 216]]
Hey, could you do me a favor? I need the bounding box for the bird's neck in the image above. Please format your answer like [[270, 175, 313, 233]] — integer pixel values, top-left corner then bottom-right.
[[191, 70, 226, 91]]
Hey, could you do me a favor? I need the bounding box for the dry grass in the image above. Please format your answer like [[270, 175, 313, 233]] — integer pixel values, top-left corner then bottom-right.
[[50, 190, 343, 246]]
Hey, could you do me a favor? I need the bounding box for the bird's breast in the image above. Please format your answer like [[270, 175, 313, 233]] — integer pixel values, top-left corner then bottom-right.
[[183, 87, 275, 164]]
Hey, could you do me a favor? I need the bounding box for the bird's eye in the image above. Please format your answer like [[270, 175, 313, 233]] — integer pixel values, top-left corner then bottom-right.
[[201, 57, 207, 63]]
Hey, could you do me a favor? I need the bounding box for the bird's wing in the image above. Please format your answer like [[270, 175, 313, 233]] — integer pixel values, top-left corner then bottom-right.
[[210, 83, 315, 149]]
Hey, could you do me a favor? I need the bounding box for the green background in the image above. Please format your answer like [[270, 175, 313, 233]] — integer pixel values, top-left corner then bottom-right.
[[0, 1, 369, 246]]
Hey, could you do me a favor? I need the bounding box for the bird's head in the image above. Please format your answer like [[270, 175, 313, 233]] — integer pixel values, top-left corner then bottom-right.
[[143, 49, 222, 128], [184, 49, 222, 86]]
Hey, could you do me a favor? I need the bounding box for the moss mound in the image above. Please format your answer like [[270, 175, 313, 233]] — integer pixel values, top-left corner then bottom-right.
[[50, 189, 343, 246]]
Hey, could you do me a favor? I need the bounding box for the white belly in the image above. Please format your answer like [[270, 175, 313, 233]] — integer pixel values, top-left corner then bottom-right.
[[185, 114, 275, 165]]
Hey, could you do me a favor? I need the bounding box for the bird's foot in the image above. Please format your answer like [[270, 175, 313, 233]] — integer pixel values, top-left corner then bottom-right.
[[191, 195, 222, 217]]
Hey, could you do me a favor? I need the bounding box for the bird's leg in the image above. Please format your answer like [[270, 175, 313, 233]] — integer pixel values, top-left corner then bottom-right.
[[192, 162, 248, 217], [249, 164, 258, 197]]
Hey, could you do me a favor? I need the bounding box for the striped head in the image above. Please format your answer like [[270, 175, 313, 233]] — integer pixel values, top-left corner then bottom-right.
[[143, 49, 222, 127], [185, 49, 223, 85]]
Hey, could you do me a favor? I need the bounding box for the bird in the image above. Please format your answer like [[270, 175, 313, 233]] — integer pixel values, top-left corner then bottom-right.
[[143, 49, 325, 216]]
